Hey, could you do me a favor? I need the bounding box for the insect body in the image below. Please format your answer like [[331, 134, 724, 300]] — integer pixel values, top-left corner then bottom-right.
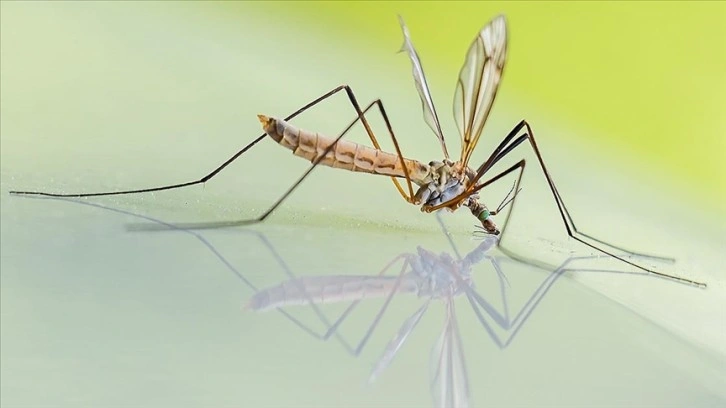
[[246, 233, 497, 408], [252, 15, 509, 234], [246, 239, 490, 313], [258, 114, 495, 229], [257, 114, 434, 185]]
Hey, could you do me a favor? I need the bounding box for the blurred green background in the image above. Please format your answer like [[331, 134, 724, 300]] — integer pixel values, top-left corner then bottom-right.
[[239, 1, 725, 214]]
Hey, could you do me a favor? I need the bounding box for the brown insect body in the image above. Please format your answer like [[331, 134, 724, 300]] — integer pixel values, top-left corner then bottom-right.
[[259, 114, 485, 217], [259, 115, 434, 186]]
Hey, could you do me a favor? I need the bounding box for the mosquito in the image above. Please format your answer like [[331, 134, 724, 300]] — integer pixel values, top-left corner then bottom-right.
[[9, 15, 706, 288]]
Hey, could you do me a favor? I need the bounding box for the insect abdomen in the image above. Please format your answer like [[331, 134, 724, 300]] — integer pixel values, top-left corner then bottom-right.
[[258, 115, 430, 184], [245, 275, 420, 312]]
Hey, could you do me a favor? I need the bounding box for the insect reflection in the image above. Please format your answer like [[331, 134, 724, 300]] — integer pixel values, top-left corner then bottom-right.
[[245, 215, 657, 408], [21, 196, 664, 408]]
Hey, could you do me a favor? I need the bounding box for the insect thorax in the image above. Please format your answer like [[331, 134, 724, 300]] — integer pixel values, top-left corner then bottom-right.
[[411, 248, 472, 298], [414, 160, 475, 208]]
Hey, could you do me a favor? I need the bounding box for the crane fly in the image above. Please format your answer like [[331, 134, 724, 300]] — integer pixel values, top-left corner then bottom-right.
[[9, 15, 706, 288]]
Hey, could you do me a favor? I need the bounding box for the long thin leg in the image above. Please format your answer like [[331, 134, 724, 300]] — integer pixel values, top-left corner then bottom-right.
[[9, 85, 353, 198], [321, 254, 410, 341], [13, 84, 418, 229], [468, 122, 673, 264], [436, 211, 463, 261], [420, 125, 529, 214], [360, 99, 416, 202], [464, 253, 656, 349], [249, 88, 413, 226], [306, 97, 417, 203], [26, 194, 359, 352], [351, 257, 415, 356], [519, 121, 675, 260], [127, 88, 413, 231], [465, 121, 706, 288]]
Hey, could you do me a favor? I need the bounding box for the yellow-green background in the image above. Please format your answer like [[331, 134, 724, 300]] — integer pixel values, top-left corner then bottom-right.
[[236, 1, 725, 214]]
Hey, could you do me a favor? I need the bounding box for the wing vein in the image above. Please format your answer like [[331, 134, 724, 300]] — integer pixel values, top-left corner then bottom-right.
[[398, 15, 449, 159], [453, 15, 508, 167]]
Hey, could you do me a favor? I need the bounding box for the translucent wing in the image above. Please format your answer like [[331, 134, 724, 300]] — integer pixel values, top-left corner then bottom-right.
[[369, 300, 431, 384], [430, 300, 470, 408], [398, 15, 450, 159], [454, 15, 508, 166]]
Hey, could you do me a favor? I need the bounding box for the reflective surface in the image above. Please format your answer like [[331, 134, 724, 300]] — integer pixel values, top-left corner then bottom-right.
[[2, 197, 724, 407], [2, 3, 724, 407]]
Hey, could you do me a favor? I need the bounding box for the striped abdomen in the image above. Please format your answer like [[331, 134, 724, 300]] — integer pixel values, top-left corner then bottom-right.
[[258, 115, 432, 186]]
